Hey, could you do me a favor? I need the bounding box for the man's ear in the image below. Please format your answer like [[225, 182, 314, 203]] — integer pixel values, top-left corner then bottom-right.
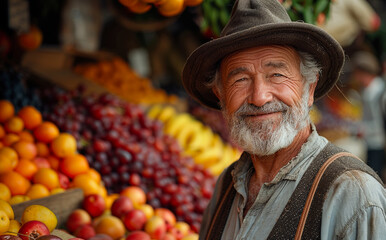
[[308, 79, 318, 107]]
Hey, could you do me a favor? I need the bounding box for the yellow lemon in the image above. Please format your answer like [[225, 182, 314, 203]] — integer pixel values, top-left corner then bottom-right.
[[9, 195, 30, 205], [0, 183, 11, 201], [0, 199, 14, 220], [6, 219, 21, 235], [21, 205, 57, 232], [0, 211, 10, 234]]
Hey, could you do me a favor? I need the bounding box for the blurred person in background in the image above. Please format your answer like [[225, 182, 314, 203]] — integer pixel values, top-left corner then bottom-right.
[[320, 0, 381, 56], [351, 51, 386, 180]]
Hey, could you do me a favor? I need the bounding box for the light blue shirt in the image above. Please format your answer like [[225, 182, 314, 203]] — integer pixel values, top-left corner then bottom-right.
[[199, 125, 386, 239]]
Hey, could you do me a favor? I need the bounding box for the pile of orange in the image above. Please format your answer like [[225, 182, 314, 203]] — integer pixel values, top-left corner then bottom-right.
[[119, 0, 203, 16], [0, 100, 107, 205], [74, 57, 178, 105]]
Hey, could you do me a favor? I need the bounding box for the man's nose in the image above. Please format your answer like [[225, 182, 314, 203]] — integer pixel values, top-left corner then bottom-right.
[[247, 80, 274, 107]]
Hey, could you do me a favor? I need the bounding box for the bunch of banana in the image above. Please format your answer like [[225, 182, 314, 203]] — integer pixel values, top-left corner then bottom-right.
[[147, 104, 241, 175]]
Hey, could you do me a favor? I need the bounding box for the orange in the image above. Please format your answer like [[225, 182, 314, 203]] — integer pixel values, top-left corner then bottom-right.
[[0, 199, 14, 220], [71, 173, 100, 196], [12, 140, 37, 159], [33, 121, 59, 143], [26, 183, 50, 199], [36, 142, 50, 157], [0, 183, 11, 201], [59, 153, 89, 178], [46, 155, 60, 171], [4, 116, 24, 133], [2, 133, 20, 146], [119, 0, 139, 8], [14, 158, 38, 180], [18, 25, 43, 51], [0, 171, 31, 196], [51, 133, 77, 158], [8, 195, 30, 205], [0, 210, 10, 234], [0, 100, 14, 123], [0, 146, 18, 174], [17, 106, 42, 130], [157, 0, 185, 17], [21, 204, 57, 232], [18, 130, 35, 142], [0, 125, 5, 139], [120, 186, 147, 207], [94, 215, 125, 239], [85, 168, 101, 183], [105, 193, 120, 210], [32, 168, 59, 190], [128, 0, 152, 14]]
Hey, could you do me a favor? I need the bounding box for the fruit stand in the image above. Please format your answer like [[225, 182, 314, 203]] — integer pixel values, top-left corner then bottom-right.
[[0, 0, 385, 239]]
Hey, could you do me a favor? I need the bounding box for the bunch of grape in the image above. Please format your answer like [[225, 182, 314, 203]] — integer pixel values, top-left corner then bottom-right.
[[38, 86, 216, 232], [0, 67, 42, 112]]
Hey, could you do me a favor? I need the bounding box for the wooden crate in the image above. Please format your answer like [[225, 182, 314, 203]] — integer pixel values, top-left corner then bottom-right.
[[12, 188, 84, 230]]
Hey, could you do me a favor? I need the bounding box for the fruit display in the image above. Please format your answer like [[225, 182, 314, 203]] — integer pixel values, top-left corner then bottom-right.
[[36, 86, 216, 232], [65, 186, 199, 240], [73, 57, 178, 106], [118, 0, 203, 17], [147, 104, 241, 176]]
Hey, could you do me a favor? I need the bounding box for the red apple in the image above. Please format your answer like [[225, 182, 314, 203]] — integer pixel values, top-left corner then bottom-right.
[[82, 194, 106, 217], [66, 209, 92, 233], [74, 224, 96, 239], [58, 172, 70, 189], [123, 209, 147, 231], [111, 196, 134, 218], [87, 234, 113, 240], [18, 220, 50, 240], [154, 208, 176, 230], [144, 216, 167, 240], [125, 231, 151, 240], [161, 233, 176, 240]]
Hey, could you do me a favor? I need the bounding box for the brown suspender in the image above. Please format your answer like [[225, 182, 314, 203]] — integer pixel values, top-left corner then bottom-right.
[[205, 143, 383, 240]]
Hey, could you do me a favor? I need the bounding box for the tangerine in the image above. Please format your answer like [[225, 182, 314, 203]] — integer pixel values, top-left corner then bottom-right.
[[128, 0, 152, 14], [94, 215, 125, 239], [0, 100, 15, 123], [51, 133, 77, 158], [0, 125, 5, 139], [35, 142, 50, 157], [60, 153, 90, 178], [18, 130, 35, 142], [157, 0, 185, 17], [12, 140, 37, 159], [32, 168, 59, 190], [0, 183, 11, 201], [17, 106, 42, 130], [33, 121, 59, 143], [0, 171, 31, 196], [21, 204, 57, 232], [85, 168, 101, 183], [14, 158, 38, 180], [26, 183, 50, 200], [2, 133, 20, 146], [71, 173, 100, 196], [0, 146, 18, 174], [4, 116, 24, 133], [46, 155, 60, 171]]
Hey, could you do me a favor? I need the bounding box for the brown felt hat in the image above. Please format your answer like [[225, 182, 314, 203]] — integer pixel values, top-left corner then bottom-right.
[[182, 0, 345, 110]]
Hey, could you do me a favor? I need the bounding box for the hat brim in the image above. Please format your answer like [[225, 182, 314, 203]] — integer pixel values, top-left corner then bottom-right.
[[182, 22, 345, 110]]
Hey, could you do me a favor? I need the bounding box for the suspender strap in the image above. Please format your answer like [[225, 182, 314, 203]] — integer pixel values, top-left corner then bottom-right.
[[267, 143, 382, 239]]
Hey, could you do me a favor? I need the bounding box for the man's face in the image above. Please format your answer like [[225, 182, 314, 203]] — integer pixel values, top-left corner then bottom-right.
[[217, 45, 315, 156]]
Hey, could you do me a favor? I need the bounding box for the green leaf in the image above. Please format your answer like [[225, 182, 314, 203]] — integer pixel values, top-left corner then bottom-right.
[[303, 5, 313, 23], [315, 0, 330, 15], [219, 8, 230, 26], [293, 3, 304, 12]]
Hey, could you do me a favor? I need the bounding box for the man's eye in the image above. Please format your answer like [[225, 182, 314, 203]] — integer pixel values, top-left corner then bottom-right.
[[272, 73, 284, 77]]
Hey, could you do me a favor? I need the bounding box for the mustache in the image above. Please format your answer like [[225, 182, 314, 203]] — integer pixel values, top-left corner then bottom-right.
[[235, 101, 290, 116]]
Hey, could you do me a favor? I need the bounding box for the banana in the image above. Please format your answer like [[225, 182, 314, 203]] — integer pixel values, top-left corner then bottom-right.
[[193, 143, 223, 167], [157, 105, 177, 123], [175, 121, 202, 149], [164, 113, 193, 137], [146, 104, 163, 120], [188, 125, 214, 151]]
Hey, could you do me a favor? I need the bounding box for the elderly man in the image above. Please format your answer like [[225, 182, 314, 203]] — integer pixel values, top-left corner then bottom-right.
[[182, 0, 386, 239]]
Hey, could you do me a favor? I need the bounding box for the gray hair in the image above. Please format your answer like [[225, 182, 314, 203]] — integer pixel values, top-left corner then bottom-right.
[[208, 50, 321, 97]]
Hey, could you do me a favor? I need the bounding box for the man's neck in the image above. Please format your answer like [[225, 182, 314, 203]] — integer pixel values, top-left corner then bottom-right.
[[250, 125, 312, 184]]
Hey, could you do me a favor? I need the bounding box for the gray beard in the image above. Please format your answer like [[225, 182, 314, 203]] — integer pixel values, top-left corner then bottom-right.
[[222, 91, 310, 156]]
